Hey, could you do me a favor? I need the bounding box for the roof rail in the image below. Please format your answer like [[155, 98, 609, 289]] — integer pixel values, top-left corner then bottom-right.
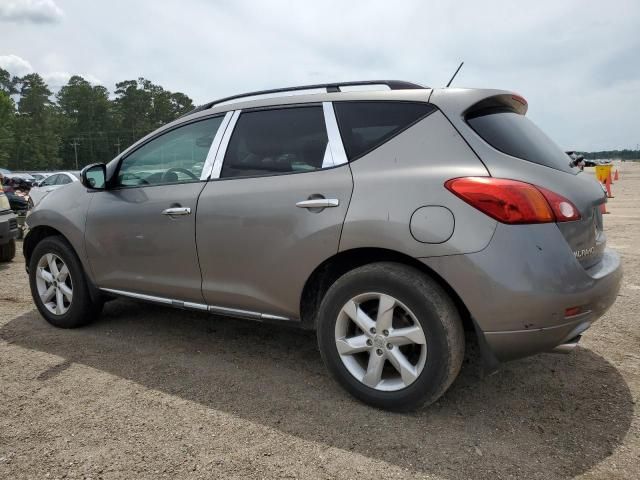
[[183, 80, 425, 117]]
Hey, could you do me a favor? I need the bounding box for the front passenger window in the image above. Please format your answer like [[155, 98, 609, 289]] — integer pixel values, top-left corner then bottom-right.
[[116, 116, 224, 187]]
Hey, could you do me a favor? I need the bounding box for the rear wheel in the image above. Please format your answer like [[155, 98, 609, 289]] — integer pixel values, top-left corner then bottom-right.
[[316, 262, 464, 411], [0, 239, 16, 262], [29, 236, 103, 328]]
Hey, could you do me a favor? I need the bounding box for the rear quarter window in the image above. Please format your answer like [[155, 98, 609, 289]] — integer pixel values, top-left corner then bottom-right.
[[467, 109, 577, 174], [334, 102, 436, 161]]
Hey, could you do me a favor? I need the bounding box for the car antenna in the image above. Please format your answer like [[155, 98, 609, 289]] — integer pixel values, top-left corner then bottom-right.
[[446, 61, 464, 88]]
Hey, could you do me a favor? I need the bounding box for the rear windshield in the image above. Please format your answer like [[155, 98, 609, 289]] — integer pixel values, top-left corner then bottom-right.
[[467, 109, 577, 174]]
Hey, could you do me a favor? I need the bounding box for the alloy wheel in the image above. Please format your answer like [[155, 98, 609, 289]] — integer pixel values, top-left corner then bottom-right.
[[35, 253, 73, 315], [334, 292, 427, 391]]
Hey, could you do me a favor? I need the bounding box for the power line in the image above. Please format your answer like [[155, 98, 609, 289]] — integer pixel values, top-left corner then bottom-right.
[[70, 138, 81, 170]]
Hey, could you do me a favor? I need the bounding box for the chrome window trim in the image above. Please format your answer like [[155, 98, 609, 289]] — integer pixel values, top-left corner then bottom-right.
[[99, 288, 292, 322], [322, 102, 349, 166], [200, 111, 234, 180], [215, 88, 327, 107], [322, 144, 334, 168], [213, 105, 347, 176], [209, 110, 241, 179]]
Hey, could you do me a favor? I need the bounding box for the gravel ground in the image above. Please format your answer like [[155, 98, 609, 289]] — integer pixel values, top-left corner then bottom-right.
[[0, 163, 638, 480]]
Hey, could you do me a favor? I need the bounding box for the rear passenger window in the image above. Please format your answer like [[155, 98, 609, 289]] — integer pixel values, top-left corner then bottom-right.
[[334, 102, 436, 160], [221, 106, 329, 178]]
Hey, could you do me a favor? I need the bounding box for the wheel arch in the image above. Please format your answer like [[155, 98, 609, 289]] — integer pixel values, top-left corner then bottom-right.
[[23, 225, 68, 269], [24, 225, 104, 304], [300, 247, 473, 333]]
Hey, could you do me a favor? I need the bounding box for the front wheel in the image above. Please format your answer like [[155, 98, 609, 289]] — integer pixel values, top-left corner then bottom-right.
[[316, 262, 464, 411], [29, 236, 103, 328]]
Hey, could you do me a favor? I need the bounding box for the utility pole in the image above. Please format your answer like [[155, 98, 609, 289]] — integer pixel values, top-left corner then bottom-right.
[[114, 137, 121, 155], [70, 138, 80, 170]]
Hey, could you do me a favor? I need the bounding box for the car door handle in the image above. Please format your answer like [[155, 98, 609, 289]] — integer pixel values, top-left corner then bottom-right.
[[296, 199, 340, 209], [162, 207, 191, 216]]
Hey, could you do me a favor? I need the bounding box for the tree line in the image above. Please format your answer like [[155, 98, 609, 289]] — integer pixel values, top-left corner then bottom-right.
[[0, 67, 194, 172], [578, 150, 640, 161], [1, 67, 638, 172]]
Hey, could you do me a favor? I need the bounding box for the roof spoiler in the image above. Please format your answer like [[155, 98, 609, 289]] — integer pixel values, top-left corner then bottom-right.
[[464, 93, 528, 117], [429, 89, 529, 119]]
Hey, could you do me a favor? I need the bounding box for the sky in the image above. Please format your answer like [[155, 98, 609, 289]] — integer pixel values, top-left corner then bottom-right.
[[1, 0, 639, 151]]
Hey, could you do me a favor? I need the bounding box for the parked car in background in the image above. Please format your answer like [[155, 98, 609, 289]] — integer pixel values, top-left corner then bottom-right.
[[565, 151, 585, 170], [28, 172, 53, 185], [5, 190, 29, 213], [0, 174, 31, 213], [28, 172, 79, 207], [9, 172, 37, 186], [0, 184, 18, 262], [24, 81, 622, 411]]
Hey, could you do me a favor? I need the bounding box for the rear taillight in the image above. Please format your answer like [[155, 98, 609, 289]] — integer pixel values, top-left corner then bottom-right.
[[444, 177, 581, 224], [536, 186, 581, 221]]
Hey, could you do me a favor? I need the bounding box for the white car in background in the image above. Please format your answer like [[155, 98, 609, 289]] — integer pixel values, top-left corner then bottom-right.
[[28, 172, 80, 207], [30, 172, 53, 184]]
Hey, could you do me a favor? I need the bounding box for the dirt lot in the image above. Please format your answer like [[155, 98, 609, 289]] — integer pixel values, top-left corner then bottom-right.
[[1, 163, 639, 480]]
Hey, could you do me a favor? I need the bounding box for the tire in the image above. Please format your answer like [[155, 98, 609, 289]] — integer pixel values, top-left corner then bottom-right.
[[0, 239, 16, 262], [316, 262, 464, 411], [28, 235, 103, 328]]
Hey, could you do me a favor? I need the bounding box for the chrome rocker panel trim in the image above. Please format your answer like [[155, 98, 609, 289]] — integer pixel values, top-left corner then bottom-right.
[[100, 288, 294, 322]]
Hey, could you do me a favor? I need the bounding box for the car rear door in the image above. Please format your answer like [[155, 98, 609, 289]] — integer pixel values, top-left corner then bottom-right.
[[196, 103, 353, 320], [84, 114, 228, 302]]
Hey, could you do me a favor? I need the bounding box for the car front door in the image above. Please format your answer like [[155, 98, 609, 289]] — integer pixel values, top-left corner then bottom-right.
[[84, 114, 228, 303], [196, 104, 354, 319]]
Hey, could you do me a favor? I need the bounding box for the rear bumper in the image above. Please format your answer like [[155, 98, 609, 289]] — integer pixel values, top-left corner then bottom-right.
[[0, 211, 18, 245], [421, 223, 623, 362], [482, 247, 621, 360]]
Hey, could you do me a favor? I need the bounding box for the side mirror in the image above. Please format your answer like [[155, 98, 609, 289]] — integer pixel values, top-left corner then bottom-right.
[[81, 163, 107, 190]]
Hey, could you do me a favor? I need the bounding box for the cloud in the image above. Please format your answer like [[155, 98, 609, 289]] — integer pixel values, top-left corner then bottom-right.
[[44, 71, 102, 88], [0, 0, 63, 24], [0, 0, 639, 149], [0, 54, 34, 76], [0, 54, 101, 91]]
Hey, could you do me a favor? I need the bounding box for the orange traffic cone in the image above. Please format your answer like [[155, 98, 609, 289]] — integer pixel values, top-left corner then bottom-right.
[[600, 202, 609, 215], [614, 169, 619, 181], [605, 173, 614, 198]]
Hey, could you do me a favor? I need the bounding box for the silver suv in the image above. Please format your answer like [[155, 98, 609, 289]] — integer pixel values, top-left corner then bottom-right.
[[24, 81, 622, 411]]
